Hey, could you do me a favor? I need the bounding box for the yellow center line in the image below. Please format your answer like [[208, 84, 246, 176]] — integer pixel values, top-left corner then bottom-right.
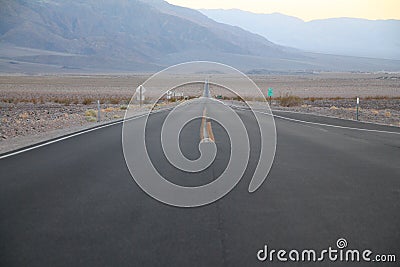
[[207, 122, 215, 142], [200, 108, 207, 140], [200, 107, 215, 143]]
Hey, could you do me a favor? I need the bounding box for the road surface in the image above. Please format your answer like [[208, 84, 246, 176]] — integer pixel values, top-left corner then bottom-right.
[[1, 101, 399, 266]]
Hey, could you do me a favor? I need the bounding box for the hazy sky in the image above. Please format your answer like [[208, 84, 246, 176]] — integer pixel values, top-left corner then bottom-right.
[[166, 0, 400, 21]]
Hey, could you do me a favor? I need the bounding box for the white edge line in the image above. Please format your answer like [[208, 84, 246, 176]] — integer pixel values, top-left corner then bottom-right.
[[228, 103, 400, 129], [271, 108, 400, 128], [0, 108, 173, 160], [271, 112, 400, 135], [229, 105, 400, 135]]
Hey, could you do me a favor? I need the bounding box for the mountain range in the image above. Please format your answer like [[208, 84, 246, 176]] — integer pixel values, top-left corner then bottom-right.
[[200, 9, 400, 60], [0, 0, 399, 73]]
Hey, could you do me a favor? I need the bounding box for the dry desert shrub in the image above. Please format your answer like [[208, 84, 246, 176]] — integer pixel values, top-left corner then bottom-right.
[[54, 98, 71, 105], [330, 96, 344, 101], [279, 93, 303, 107], [363, 96, 400, 101], [86, 117, 97, 122], [82, 98, 93, 105], [110, 98, 121, 105], [85, 109, 97, 118]]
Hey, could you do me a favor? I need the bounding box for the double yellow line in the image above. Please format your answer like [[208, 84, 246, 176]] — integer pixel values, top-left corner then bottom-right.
[[200, 108, 215, 142]]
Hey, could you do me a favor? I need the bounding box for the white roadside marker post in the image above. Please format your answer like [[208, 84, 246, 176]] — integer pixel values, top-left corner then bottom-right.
[[136, 85, 146, 107], [97, 100, 101, 122], [140, 85, 143, 108], [356, 97, 360, 121]]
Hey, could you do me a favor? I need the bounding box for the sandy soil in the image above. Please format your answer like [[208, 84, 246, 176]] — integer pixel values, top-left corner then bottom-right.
[[251, 72, 400, 98]]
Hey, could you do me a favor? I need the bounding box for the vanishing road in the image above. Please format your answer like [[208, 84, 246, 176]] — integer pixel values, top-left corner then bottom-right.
[[1, 101, 399, 266]]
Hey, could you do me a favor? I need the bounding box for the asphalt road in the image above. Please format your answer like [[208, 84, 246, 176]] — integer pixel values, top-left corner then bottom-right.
[[1, 102, 399, 266]]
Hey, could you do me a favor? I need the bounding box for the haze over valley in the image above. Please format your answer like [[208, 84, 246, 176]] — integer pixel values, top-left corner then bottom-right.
[[200, 9, 400, 60]]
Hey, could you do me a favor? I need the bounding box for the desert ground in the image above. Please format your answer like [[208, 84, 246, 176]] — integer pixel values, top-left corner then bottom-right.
[[1, 72, 399, 153]]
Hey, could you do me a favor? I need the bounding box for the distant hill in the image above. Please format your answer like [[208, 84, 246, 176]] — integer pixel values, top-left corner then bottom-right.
[[200, 9, 400, 60], [0, 0, 399, 73], [0, 0, 294, 72]]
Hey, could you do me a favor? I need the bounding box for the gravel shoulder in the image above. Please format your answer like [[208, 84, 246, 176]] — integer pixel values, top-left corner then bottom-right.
[[271, 98, 400, 127], [0, 103, 154, 155]]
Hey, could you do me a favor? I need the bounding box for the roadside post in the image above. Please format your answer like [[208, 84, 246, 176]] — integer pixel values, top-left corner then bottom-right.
[[167, 91, 171, 103], [267, 88, 274, 106], [136, 85, 145, 107], [140, 85, 143, 107], [97, 100, 101, 122], [356, 97, 360, 121]]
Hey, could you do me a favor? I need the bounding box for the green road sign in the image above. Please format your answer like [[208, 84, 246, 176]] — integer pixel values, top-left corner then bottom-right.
[[267, 88, 274, 97]]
